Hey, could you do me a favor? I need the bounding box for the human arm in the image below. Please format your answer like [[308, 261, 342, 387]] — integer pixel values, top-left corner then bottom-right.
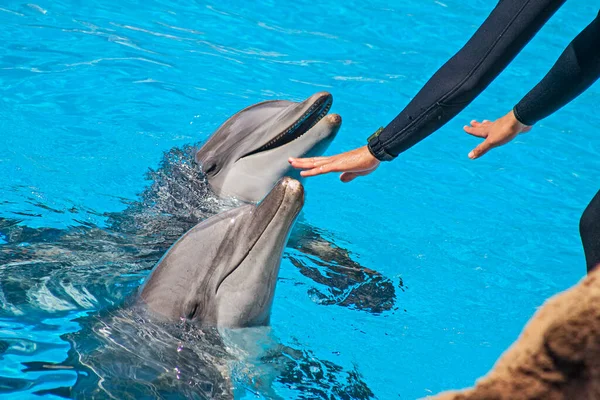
[[290, 0, 565, 179], [466, 11, 600, 159]]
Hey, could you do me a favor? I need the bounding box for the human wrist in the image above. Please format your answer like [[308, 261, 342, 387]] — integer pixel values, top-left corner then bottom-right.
[[508, 109, 530, 132], [366, 143, 379, 159], [367, 127, 395, 162], [511, 106, 532, 129]]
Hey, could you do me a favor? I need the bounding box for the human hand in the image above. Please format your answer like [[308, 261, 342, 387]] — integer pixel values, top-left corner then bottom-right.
[[288, 145, 380, 183], [464, 110, 532, 159]]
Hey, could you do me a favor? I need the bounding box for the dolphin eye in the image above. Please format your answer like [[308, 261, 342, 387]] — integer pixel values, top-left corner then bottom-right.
[[184, 302, 199, 320], [204, 164, 216, 174]]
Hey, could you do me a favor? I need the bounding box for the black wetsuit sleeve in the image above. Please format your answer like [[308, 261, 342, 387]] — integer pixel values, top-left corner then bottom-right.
[[367, 0, 565, 161], [513, 12, 600, 126]]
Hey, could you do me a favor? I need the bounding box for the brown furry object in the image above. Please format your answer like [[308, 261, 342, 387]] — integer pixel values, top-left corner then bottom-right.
[[430, 268, 600, 400]]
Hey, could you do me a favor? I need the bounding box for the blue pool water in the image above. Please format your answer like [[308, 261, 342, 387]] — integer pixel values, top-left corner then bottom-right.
[[1, 0, 599, 398]]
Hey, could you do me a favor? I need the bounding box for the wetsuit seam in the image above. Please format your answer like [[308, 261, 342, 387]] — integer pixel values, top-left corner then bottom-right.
[[379, 0, 534, 150]]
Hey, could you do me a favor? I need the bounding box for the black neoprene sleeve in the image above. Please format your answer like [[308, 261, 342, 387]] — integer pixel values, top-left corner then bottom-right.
[[367, 0, 566, 161], [513, 11, 600, 126]]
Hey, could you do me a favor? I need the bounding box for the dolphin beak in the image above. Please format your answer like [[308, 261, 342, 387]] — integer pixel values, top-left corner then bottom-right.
[[324, 113, 342, 126], [280, 177, 304, 200]]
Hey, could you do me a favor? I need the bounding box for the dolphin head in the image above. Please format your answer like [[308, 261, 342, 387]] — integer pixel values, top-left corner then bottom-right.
[[195, 92, 340, 202], [138, 177, 304, 328]]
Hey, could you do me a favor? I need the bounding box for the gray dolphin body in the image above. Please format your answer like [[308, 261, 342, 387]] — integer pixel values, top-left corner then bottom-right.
[[0, 92, 396, 320], [0, 179, 376, 399], [138, 177, 304, 328], [0, 93, 396, 318], [0, 94, 384, 398], [196, 92, 340, 203]]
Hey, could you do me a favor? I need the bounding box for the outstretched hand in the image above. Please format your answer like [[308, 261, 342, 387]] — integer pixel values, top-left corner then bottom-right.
[[289, 109, 531, 181], [288, 146, 380, 183], [464, 110, 532, 159]]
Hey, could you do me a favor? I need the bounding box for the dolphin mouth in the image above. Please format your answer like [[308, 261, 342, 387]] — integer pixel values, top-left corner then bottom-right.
[[240, 93, 333, 159]]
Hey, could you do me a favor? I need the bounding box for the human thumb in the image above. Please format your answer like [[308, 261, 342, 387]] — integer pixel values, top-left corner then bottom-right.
[[340, 172, 360, 183]]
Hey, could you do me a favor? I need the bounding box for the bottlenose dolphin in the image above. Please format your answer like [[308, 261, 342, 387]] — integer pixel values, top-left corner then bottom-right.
[[101, 92, 397, 315], [0, 92, 397, 318], [138, 177, 303, 328], [0, 92, 385, 398], [0, 180, 375, 399], [196, 91, 339, 203]]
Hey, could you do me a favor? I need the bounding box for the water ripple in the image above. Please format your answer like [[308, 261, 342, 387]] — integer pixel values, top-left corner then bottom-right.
[[0, 7, 24, 16], [110, 22, 193, 41], [63, 56, 173, 68]]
